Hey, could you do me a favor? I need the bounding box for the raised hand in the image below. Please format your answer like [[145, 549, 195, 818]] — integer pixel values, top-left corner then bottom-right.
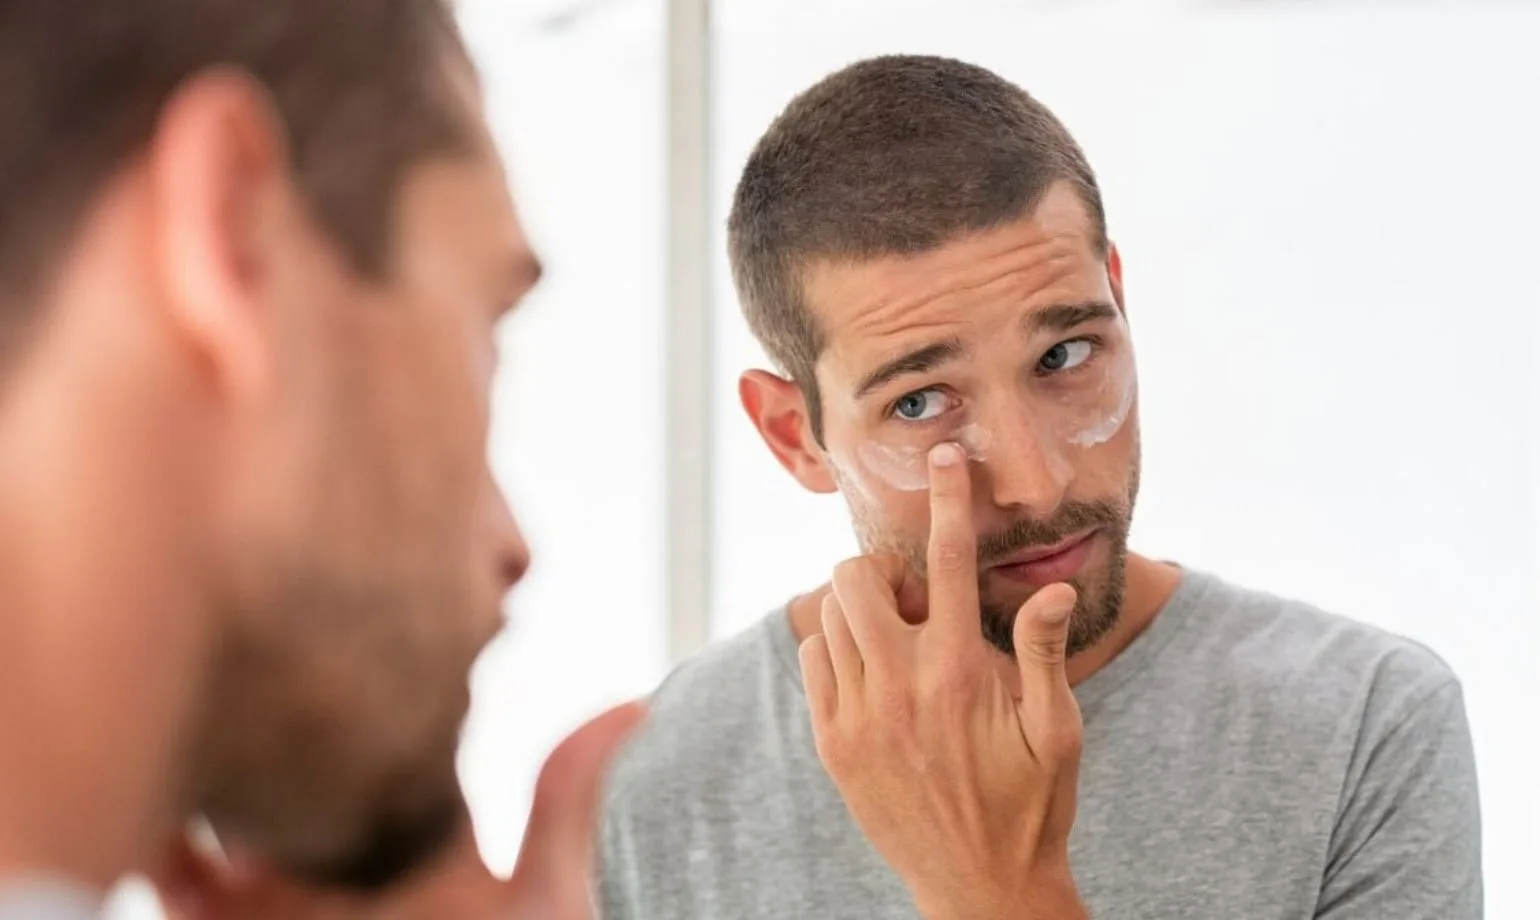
[[799, 442, 1088, 920]]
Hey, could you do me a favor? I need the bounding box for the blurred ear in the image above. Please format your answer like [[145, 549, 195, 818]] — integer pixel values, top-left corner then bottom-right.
[[148, 67, 295, 400], [739, 370, 837, 494], [148, 831, 243, 920], [1107, 241, 1126, 314], [149, 829, 347, 920]]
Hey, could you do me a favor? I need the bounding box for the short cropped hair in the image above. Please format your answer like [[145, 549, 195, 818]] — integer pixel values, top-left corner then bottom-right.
[[728, 55, 1107, 442], [0, 0, 472, 363]]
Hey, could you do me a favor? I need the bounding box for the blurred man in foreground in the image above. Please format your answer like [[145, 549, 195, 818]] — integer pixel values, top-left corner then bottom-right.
[[599, 55, 1481, 919], [0, 2, 638, 918]]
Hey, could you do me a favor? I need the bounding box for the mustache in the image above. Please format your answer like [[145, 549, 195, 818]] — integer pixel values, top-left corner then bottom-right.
[[977, 500, 1125, 563]]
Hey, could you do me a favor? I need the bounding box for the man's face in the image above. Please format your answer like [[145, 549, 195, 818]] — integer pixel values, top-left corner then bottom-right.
[[806, 184, 1140, 657], [195, 85, 538, 888]]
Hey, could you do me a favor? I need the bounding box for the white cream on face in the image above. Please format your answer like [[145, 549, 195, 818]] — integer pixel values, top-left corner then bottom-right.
[[830, 332, 1136, 496], [851, 422, 994, 492], [1064, 340, 1137, 448]]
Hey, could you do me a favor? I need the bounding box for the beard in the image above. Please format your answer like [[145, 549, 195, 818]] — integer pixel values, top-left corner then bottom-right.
[[277, 765, 465, 891], [977, 505, 1129, 658], [196, 633, 469, 892], [845, 453, 1141, 660], [194, 552, 475, 893]]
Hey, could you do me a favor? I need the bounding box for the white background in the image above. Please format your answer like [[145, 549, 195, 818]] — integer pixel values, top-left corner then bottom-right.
[[109, 1, 1538, 917]]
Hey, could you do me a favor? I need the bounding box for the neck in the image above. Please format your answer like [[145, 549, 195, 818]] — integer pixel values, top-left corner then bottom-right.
[[787, 552, 1181, 688], [1060, 552, 1180, 686], [0, 326, 213, 891]]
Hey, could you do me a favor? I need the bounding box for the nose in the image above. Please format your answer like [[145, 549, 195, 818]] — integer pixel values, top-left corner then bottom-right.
[[486, 474, 530, 592], [975, 402, 1073, 517]]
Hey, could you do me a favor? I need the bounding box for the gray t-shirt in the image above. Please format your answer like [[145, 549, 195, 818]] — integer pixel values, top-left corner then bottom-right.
[[599, 569, 1481, 919]]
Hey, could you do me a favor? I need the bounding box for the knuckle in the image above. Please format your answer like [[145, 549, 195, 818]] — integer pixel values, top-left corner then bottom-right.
[[813, 726, 850, 771], [872, 683, 916, 725], [1042, 718, 1084, 763], [931, 539, 973, 575], [923, 662, 972, 701], [873, 552, 906, 583], [832, 557, 864, 584], [1028, 634, 1069, 666]]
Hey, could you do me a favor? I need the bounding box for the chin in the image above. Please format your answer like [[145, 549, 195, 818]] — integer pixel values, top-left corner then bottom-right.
[[284, 738, 467, 892], [290, 777, 465, 892], [979, 561, 1125, 658]]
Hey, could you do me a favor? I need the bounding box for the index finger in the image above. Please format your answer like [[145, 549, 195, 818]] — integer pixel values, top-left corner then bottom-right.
[[925, 441, 980, 646]]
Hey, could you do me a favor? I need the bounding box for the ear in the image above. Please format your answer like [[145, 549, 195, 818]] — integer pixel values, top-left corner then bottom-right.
[[739, 370, 838, 494], [1106, 242, 1126, 314], [149, 68, 293, 400], [147, 830, 247, 920]]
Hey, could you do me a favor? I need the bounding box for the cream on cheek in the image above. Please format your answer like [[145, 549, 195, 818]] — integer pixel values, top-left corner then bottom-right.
[[825, 314, 1139, 496], [1062, 337, 1137, 449], [829, 349, 1135, 496], [846, 422, 993, 492]]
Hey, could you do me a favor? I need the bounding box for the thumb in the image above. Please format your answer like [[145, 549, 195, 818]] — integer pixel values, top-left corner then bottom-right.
[[1012, 583, 1077, 695], [507, 701, 647, 907]]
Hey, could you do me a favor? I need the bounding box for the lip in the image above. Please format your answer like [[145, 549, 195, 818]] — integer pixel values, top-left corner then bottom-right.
[[988, 529, 1099, 586]]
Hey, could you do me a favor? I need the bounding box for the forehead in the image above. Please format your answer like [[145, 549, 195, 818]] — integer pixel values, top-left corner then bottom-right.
[[804, 183, 1108, 362]]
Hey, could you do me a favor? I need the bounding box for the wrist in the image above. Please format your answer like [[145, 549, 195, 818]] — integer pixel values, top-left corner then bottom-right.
[[913, 866, 1087, 920]]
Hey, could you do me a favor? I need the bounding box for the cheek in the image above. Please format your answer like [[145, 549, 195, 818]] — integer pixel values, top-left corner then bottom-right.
[[350, 297, 492, 537], [838, 423, 996, 494], [1071, 410, 1140, 499], [853, 440, 929, 492]]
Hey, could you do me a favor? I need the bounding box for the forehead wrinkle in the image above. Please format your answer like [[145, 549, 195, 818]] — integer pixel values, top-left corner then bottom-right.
[[834, 233, 1087, 359]]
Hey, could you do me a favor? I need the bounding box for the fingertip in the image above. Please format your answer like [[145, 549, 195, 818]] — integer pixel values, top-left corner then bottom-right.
[[1039, 583, 1077, 627], [519, 701, 649, 877], [928, 442, 964, 469], [1012, 583, 1077, 654], [536, 702, 647, 803]]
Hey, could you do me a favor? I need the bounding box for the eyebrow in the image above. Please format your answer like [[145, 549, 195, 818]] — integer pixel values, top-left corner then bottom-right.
[[1022, 300, 1120, 336], [853, 337, 968, 401], [850, 301, 1121, 401]]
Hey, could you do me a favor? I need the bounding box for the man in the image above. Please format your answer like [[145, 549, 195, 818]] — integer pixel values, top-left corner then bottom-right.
[[599, 55, 1482, 919], [0, 2, 638, 918]]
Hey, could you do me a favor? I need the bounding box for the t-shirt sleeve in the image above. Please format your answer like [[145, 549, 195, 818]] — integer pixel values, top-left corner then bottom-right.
[[1315, 678, 1482, 919]]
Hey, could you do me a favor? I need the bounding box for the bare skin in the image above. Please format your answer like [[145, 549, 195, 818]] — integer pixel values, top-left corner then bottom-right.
[[0, 55, 640, 920], [741, 183, 1183, 913]]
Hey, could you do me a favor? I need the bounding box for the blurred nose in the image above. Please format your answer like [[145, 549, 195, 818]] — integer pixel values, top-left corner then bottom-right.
[[486, 474, 530, 592], [976, 399, 1072, 517]]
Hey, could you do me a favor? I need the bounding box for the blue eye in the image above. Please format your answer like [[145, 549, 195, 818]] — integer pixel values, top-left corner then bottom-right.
[[892, 388, 949, 422], [1039, 339, 1093, 373]]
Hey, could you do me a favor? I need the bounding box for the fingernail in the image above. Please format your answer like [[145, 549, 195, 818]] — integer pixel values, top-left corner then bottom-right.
[[929, 442, 963, 468]]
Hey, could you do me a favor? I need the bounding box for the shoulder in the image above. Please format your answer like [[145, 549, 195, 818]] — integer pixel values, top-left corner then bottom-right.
[[1180, 570, 1462, 733], [602, 608, 799, 814]]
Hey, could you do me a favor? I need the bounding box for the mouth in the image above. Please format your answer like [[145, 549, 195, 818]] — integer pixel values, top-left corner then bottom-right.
[[987, 529, 1099, 587]]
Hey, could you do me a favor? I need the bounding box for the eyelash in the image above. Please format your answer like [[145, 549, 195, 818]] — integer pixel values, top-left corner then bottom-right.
[[1036, 334, 1104, 377], [882, 335, 1103, 422]]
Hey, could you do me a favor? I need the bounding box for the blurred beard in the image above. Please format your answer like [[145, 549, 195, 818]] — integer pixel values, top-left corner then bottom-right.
[[196, 567, 474, 893], [280, 772, 465, 891]]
